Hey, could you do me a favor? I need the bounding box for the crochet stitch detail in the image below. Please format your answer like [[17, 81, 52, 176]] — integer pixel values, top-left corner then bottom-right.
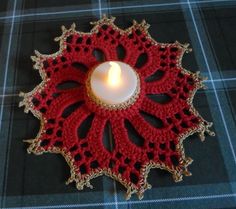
[[19, 15, 215, 200]]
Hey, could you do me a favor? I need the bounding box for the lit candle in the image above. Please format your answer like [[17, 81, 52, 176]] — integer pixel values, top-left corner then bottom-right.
[[107, 62, 121, 86], [90, 61, 139, 105]]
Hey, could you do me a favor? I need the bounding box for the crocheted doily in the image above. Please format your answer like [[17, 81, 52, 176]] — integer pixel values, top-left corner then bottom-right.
[[19, 15, 215, 200]]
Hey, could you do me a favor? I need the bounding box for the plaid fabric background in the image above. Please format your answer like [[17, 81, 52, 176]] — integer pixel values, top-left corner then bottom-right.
[[0, 0, 236, 208]]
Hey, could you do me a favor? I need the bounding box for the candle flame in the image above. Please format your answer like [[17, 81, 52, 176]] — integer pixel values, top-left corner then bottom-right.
[[107, 62, 121, 86]]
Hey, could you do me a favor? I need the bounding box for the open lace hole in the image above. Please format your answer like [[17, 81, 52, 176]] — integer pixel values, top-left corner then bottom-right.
[[32, 97, 40, 107], [128, 33, 134, 39], [61, 101, 84, 118], [116, 44, 126, 61], [84, 151, 92, 158], [40, 139, 50, 147], [56, 130, 62, 137], [54, 67, 59, 73], [61, 56, 67, 62], [140, 111, 164, 128], [171, 88, 177, 94], [76, 37, 83, 44], [160, 62, 167, 67], [147, 152, 154, 159], [147, 94, 172, 104], [169, 63, 176, 68], [183, 108, 191, 116], [166, 118, 172, 124], [141, 37, 146, 42], [109, 29, 115, 35], [70, 145, 78, 152], [170, 47, 178, 52], [135, 29, 142, 36], [79, 164, 87, 174], [52, 59, 58, 66], [169, 141, 176, 151], [92, 48, 105, 62], [118, 166, 126, 174], [67, 46, 71, 52], [135, 53, 148, 69], [43, 61, 49, 69], [159, 143, 166, 150], [145, 70, 165, 82], [66, 35, 73, 43], [170, 155, 179, 166], [161, 55, 167, 60], [56, 81, 80, 90], [104, 35, 109, 40], [54, 141, 63, 147], [102, 24, 108, 30], [124, 119, 144, 147], [179, 94, 186, 100], [175, 113, 181, 120], [40, 91, 47, 98], [183, 86, 189, 93], [149, 142, 155, 148], [187, 77, 194, 85], [74, 153, 81, 161], [181, 122, 188, 128], [71, 62, 88, 72], [130, 172, 139, 184], [134, 162, 141, 171], [159, 47, 166, 52], [48, 119, 55, 124], [46, 128, 53, 135], [178, 72, 184, 78], [81, 142, 88, 148], [39, 107, 46, 113], [171, 126, 179, 134], [124, 158, 131, 164], [77, 113, 95, 139], [52, 92, 60, 99], [109, 159, 116, 169], [97, 31, 102, 37], [102, 121, 115, 153], [86, 38, 91, 45], [90, 160, 99, 169], [145, 43, 151, 48], [46, 100, 51, 106], [116, 152, 122, 159], [84, 47, 89, 52], [191, 118, 199, 124], [159, 154, 166, 162]]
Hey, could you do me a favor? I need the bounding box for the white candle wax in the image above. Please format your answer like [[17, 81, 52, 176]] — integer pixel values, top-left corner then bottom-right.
[[90, 61, 138, 105]]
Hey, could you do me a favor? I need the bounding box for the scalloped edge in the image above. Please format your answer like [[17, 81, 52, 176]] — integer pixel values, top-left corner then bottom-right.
[[19, 15, 215, 200]]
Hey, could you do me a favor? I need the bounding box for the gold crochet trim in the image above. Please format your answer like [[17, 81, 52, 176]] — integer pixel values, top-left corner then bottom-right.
[[19, 15, 215, 200]]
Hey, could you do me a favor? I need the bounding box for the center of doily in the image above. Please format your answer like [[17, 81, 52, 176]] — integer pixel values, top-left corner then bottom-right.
[[87, 61, 140, 109]]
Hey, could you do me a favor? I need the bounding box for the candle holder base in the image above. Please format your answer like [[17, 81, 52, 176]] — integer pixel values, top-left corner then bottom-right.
[[86, 61, 141, 110]]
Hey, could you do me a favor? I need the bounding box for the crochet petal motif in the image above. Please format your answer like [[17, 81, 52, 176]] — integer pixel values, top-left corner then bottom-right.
[[19, 15, 215, 200]]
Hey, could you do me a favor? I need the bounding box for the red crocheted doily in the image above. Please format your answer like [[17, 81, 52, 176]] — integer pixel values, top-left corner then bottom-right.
[[19, 16, 215, 199]]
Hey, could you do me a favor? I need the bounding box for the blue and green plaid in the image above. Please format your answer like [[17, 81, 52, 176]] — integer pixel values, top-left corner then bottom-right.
[[0, 0, 236, 208]]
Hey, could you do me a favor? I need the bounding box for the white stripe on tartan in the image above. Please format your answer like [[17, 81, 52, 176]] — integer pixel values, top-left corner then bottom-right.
[[3, 193, 236, 209], [186, 0, 236, 165], [0, 0, 235, 21]]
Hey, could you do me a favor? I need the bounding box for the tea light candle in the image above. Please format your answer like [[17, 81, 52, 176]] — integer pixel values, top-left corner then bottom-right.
[[90, 61, 138, 105]]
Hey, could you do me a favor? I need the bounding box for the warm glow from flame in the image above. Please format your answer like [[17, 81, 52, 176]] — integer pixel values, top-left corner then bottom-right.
[[107, 61, 121, 86]]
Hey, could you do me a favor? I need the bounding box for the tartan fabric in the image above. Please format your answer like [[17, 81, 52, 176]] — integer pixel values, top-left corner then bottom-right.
[[0, 0, 236, 208]]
